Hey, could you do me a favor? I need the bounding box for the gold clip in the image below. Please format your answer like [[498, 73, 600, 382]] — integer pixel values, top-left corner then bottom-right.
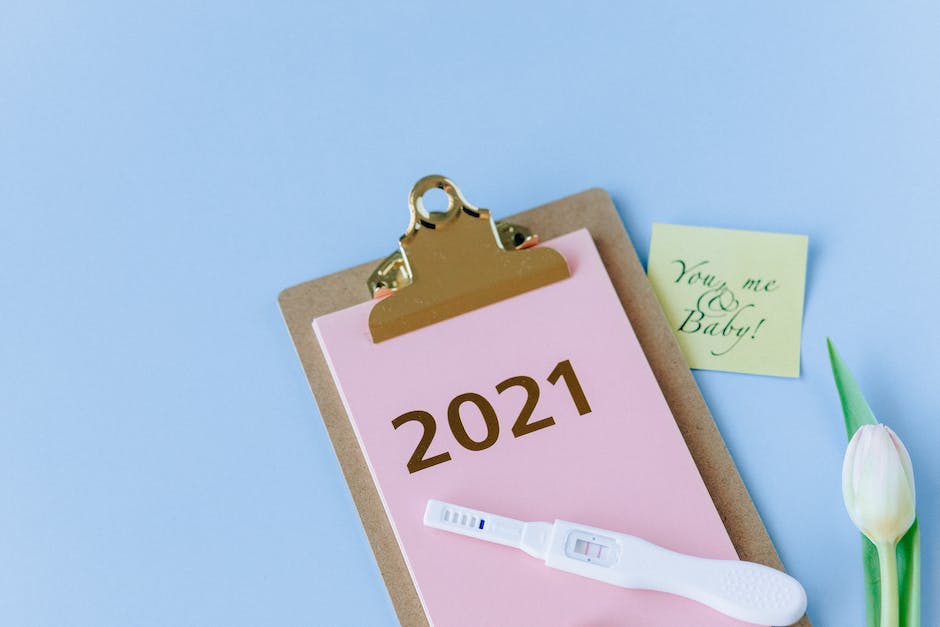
[[368, 221, 539, 298], [367, 175, 570, 343]]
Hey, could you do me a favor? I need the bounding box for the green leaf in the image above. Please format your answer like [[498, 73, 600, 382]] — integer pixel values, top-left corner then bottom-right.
[[897, 519, 921, 627], [860, 536, 880, 627], [827, 339, 920, 627], [827, 339, 878, 438]]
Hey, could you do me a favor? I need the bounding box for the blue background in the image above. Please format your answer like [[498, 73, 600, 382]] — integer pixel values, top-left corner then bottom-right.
[[2, 2, 937, 625]]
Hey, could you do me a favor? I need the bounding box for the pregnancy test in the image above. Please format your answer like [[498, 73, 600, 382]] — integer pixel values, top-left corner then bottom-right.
[[424, 499, 807, 626]]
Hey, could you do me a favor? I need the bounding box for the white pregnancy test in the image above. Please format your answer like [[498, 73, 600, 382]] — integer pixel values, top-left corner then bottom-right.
[[424, 500, 807, 626]]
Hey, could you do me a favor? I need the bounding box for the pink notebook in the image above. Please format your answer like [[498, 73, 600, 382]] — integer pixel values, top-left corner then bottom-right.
[[314, 229, 762, 626]]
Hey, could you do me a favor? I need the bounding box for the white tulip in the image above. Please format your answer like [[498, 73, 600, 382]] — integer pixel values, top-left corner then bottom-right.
[[842, 424, 916, 627], [843, 424, 916, 543]]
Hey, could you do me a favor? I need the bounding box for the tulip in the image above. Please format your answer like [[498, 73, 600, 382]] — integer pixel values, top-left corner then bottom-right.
[[842, 424, 916, 627]]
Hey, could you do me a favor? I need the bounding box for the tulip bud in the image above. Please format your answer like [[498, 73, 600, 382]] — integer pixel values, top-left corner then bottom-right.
[[842, 424, 916, 544]]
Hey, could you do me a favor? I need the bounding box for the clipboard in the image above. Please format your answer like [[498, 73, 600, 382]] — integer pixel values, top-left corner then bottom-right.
[[278, 182, 810, 627]]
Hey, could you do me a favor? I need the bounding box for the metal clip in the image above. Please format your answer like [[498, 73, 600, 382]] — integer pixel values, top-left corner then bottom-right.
[[368, 221, 538, 298], [367, 175, 570, 342]]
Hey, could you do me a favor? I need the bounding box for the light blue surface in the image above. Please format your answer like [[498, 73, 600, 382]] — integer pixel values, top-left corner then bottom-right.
[[2, 2, 937, 625]]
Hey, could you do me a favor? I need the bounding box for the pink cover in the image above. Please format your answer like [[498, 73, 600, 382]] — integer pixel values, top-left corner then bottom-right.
[[314, 229, 761, 626]]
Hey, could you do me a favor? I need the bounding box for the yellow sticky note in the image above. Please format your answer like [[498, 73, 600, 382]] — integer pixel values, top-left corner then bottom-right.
[[647, 224, 808, 378]]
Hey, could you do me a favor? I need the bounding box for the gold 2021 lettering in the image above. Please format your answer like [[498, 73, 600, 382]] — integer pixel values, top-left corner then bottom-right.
[[391, 359, 592, 474]]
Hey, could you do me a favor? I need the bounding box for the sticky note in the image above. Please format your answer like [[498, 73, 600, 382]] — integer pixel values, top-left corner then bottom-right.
[[647, 224, 808, 378]]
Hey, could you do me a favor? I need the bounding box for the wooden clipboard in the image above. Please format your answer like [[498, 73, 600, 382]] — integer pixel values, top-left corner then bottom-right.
[[278, 188, 810, 627]]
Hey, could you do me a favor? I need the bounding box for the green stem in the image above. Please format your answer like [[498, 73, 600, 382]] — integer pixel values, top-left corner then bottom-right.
[[877, 541, 899, 627]]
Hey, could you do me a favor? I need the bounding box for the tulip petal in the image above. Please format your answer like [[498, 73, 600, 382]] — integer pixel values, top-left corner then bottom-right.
[[886, 426, 916, 505]]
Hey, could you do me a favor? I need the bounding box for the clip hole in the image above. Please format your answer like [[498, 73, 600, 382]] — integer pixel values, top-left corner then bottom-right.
[[415, 187, 450, 220]]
